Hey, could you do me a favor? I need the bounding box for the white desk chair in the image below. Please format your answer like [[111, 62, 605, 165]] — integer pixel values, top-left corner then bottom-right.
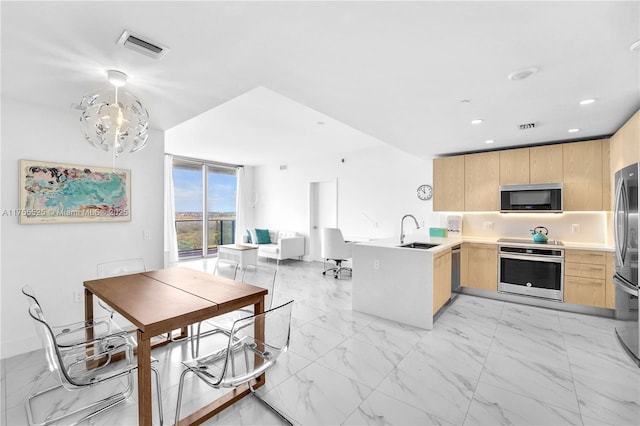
[[321, 228, 353, 278]]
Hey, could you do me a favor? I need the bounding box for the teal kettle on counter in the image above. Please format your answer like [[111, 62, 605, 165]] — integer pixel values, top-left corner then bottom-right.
[[530, 226, 549, 243]]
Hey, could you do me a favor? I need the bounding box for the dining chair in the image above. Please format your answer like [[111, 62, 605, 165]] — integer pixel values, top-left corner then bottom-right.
[[25, 301, 164, 426], [96, 258, 146, 320], [191, 264, 278, 357], [212, 257, 239, 280], [21, 286, 127, 349], [175, 300, 294, 425], [178, 258, 241, 354]]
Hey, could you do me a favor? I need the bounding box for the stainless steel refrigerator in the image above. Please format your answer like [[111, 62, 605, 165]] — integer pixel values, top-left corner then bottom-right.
[[613, 162, 639, 366]]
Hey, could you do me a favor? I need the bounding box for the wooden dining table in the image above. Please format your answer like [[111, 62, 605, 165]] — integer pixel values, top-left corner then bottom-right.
[[83, 267, 268, 426]]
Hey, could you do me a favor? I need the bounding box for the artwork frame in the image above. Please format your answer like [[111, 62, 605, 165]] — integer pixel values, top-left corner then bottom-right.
[[18, 159, 131, 224]]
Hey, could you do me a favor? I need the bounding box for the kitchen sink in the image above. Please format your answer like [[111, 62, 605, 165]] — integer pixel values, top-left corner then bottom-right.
[[398, 242, 440, 250]]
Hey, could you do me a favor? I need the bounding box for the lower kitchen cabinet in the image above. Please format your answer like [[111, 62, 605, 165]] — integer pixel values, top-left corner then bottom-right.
[[461, 243, 497, 291], [433, 249, 452, 313], [564, 249, 607, 307]]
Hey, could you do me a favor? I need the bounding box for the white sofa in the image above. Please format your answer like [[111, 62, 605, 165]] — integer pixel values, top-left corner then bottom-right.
[[243, 229, 305, 263]]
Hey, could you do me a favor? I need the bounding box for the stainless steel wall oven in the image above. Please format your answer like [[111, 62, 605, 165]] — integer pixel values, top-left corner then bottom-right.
[[498, 239, 564, 301]]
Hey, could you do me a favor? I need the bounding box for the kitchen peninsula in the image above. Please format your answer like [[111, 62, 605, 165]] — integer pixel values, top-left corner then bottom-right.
[[352, 237, 460, 330], [352, 236, 616, 330]]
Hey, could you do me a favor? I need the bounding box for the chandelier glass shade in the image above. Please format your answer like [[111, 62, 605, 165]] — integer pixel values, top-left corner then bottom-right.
[[79, 71, 149, 158]]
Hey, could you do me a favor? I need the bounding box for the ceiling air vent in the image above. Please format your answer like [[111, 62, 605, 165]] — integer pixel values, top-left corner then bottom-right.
[[519, 123, 536, 130], [117, 30, 169, 59]]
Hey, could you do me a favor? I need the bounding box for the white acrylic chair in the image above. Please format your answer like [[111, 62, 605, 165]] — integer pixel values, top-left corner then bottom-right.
[[212, 257, 239, 280], [321, 228, 353, 278], [175, 300, 294, 425], [21, 286, 126, 349], [96, 258, 146, 320], [24, 301, 164, 426], [191, 264, 278, 358]]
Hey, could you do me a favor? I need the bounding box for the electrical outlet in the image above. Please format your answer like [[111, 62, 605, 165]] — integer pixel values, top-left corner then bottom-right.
[[373, 259, 380, 270], [483, 222, 494, 230], [73, 290, 83, 303], [571, 224, 581, 233], [143, 230, 151, 240]]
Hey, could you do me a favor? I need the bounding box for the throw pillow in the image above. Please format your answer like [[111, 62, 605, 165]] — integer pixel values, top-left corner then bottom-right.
[[247, 228, 258, 244], [246, 229, 253, 243], [255, 228, 272, 244]]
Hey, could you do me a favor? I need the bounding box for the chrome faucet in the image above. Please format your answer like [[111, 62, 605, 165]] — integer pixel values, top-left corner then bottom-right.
[[400, 214, 421, 244]]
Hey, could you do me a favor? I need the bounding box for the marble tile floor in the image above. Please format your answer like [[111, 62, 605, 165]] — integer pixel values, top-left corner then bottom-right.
[[2, 258, 639, 425]]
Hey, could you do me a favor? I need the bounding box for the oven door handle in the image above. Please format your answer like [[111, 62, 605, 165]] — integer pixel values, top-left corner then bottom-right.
[[499, 254, 563, 263], [613, 274, 639, 297]]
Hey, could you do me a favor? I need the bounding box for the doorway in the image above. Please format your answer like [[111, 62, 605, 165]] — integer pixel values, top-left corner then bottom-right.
[[308, 180, 338, 262]]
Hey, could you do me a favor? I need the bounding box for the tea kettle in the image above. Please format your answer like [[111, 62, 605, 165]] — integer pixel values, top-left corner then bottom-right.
[[530, 226, 549, 243]]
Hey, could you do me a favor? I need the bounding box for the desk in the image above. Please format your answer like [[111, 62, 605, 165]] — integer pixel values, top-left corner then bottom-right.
[[218, 244, 258, 268], [84, 267, 267, 426]]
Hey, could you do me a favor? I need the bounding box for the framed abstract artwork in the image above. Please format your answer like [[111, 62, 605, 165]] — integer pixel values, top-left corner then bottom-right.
[[18, 160, 131, 224]]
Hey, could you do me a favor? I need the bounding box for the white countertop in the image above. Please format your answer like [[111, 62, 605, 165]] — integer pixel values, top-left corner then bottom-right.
[[355, 236, 614, 252]]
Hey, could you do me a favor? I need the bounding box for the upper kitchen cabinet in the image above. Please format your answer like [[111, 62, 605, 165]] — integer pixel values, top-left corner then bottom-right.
[[433, 156, 465, 211], [530, 144, 564, 183], [563, 139, 606, 211], [500, 145, 563, 186], [465, 151, 499, 211], [611, 109, 640, 174], [602, 139, 611, 211], [499, 148, 530, 185], [621, 110, 640, 167]]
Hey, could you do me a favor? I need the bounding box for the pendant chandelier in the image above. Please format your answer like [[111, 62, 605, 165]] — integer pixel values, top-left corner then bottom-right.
[[79, 70, 149, 160]]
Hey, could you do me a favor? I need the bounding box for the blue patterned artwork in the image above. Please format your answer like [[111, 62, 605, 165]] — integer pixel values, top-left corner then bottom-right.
[[18, 160, 131, 224]]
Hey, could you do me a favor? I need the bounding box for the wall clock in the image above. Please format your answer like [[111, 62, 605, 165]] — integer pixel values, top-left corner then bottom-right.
[[417, 184, 433, 201]]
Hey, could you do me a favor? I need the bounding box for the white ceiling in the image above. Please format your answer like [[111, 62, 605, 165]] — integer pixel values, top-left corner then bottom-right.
[[2, 1, 639, 165]]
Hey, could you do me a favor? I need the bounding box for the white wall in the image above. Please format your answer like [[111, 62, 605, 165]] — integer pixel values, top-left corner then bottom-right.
[[1, 99, 164, 358], [252, 145, 438, 250], [437, 211, 608, 244]]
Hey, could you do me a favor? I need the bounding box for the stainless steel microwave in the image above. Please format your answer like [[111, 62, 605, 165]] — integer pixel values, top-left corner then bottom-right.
[[500, 183, 563, 213]]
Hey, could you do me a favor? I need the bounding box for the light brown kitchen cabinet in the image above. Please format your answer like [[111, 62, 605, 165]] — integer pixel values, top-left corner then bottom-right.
[[499, 148, 530, 185], [602, 139, 611, 212], [610, 110, 639, 212], [464, 151, 500, 211], [563, 139, 605, 211], [433, 132, 616, 212], [564, 249, 606, 307], [610, 130, 624, 186], [530, 144, 564, 183], [605, 252, 615, 309], [610, 110, 639, 209], [621, 110, 640, 168], [432, 249, 452, 313], [460, 243, 497, 291], [433, 156, 465, 211]]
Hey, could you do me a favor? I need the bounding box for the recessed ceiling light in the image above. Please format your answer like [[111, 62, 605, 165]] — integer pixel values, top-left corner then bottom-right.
[[316, 121, 325, 125], [460, 99, 471, 103], [485, 139, 495, 144], [579, 99, 596, 105], [507, 66, 538, 81], [630, 40, 640, 52], [471, 119, 483, 124], [568, 128, 580, 133]]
